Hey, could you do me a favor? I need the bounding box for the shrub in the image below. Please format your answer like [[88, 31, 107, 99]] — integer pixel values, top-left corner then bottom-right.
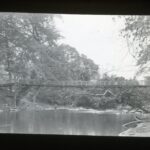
[[75, 95, 94, 108], [119, 88, 150, 110], [95, 97, 117, 110]]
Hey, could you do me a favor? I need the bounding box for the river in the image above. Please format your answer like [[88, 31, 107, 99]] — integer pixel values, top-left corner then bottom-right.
[[0, 109, 134, 136]]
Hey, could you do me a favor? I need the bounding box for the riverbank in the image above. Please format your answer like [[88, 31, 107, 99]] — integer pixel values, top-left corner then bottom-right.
[[18, 101, 134, 114], [119, 122, 150, 137], [0, 102, 134, 115]]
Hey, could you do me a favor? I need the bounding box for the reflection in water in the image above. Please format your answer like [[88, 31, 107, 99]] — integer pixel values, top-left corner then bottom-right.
[[0, 109, 134, 136]]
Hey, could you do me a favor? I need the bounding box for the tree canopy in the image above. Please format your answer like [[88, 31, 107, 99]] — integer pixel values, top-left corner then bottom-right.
[[0, 13, 100, 107], [0, 13, 99, 85], [121, 16, 150, 76]]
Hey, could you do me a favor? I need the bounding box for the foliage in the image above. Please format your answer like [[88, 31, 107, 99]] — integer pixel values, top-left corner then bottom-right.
[[0, 13, 100, 106], [1, 13, 147, 111], [120, 16, 150, 76], [0, 13, 73, 83], [0, 13, 60, 83], [118, 88, 150, 112], [99, 73, 139, 86], [92, 97, 117, 110], [74, 95, 94, 108], [58, 44, 99, 81]]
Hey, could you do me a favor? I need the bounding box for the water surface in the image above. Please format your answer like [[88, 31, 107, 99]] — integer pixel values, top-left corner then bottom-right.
[[0, 109, 134, 136]]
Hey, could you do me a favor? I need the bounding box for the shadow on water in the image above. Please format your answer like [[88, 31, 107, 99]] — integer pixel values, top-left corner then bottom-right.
[[0, 109, 135, 136]]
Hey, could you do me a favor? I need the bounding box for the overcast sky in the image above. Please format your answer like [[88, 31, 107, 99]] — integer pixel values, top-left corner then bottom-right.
[[54, 14, 141, 80]]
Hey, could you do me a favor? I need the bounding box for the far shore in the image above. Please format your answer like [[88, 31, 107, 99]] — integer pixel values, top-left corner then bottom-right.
[[0, 103, 135, 115]]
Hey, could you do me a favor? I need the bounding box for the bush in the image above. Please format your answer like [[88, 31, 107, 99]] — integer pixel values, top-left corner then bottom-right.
[[37, 87, 90, 107], [75, 95, 94, 108], [93, 97, 117, 110], [119, 88, 150, 110], [36, 88, 61, 105]]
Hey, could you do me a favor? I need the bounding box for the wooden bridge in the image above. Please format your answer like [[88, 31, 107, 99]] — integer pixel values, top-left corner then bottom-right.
[[0, 80, 149, 108], [0, 81, 149, 88]]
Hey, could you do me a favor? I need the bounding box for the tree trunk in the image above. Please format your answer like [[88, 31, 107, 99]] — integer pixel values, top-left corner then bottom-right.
[[32, 87, 41, 104], [13, 82, 19, 108], [6, 40, 12, 92]]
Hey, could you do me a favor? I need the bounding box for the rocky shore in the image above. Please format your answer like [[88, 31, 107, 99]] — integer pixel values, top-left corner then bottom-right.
[[119, 122, 150, 137]]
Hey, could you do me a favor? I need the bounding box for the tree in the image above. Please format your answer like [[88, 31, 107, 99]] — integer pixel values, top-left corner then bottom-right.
[[0, 13, 100, 107], [0, 13, 62, 106], [119, 88, 150, 113], [56, 44, 99, 81], [120, 16, 150, 76], [0, 13, 63, 83]]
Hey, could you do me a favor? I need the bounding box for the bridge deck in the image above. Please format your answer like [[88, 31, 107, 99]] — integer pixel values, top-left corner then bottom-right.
[[0, 81, 149, 88]]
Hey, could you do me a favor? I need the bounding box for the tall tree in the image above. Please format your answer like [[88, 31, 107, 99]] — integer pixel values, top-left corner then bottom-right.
[[58, 44, 99, 81], [0, 13, 100, 107], [0, 13, 61, 84], [0, 13, 62, 106], [120, 16, 150, 76]]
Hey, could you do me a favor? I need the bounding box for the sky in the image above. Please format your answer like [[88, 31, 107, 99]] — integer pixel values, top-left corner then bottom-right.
[[54, 14, 141, 80]]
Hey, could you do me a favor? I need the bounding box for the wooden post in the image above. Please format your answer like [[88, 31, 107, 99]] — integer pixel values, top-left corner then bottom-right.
[[33, 87, 41, 105], [14, 82, 19, 108]]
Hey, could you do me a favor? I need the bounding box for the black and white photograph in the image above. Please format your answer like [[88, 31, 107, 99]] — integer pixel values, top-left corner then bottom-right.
[[0, 13, 150, 137]]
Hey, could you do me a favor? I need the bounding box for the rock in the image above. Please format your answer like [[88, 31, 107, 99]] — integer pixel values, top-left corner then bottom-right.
[[119, 122, 150, 137]]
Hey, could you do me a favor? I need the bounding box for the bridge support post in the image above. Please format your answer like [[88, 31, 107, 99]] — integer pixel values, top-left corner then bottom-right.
[[14, 82, 19, 108]]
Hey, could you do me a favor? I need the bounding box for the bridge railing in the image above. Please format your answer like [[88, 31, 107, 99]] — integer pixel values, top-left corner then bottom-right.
[[0, 80, 148, 87]]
